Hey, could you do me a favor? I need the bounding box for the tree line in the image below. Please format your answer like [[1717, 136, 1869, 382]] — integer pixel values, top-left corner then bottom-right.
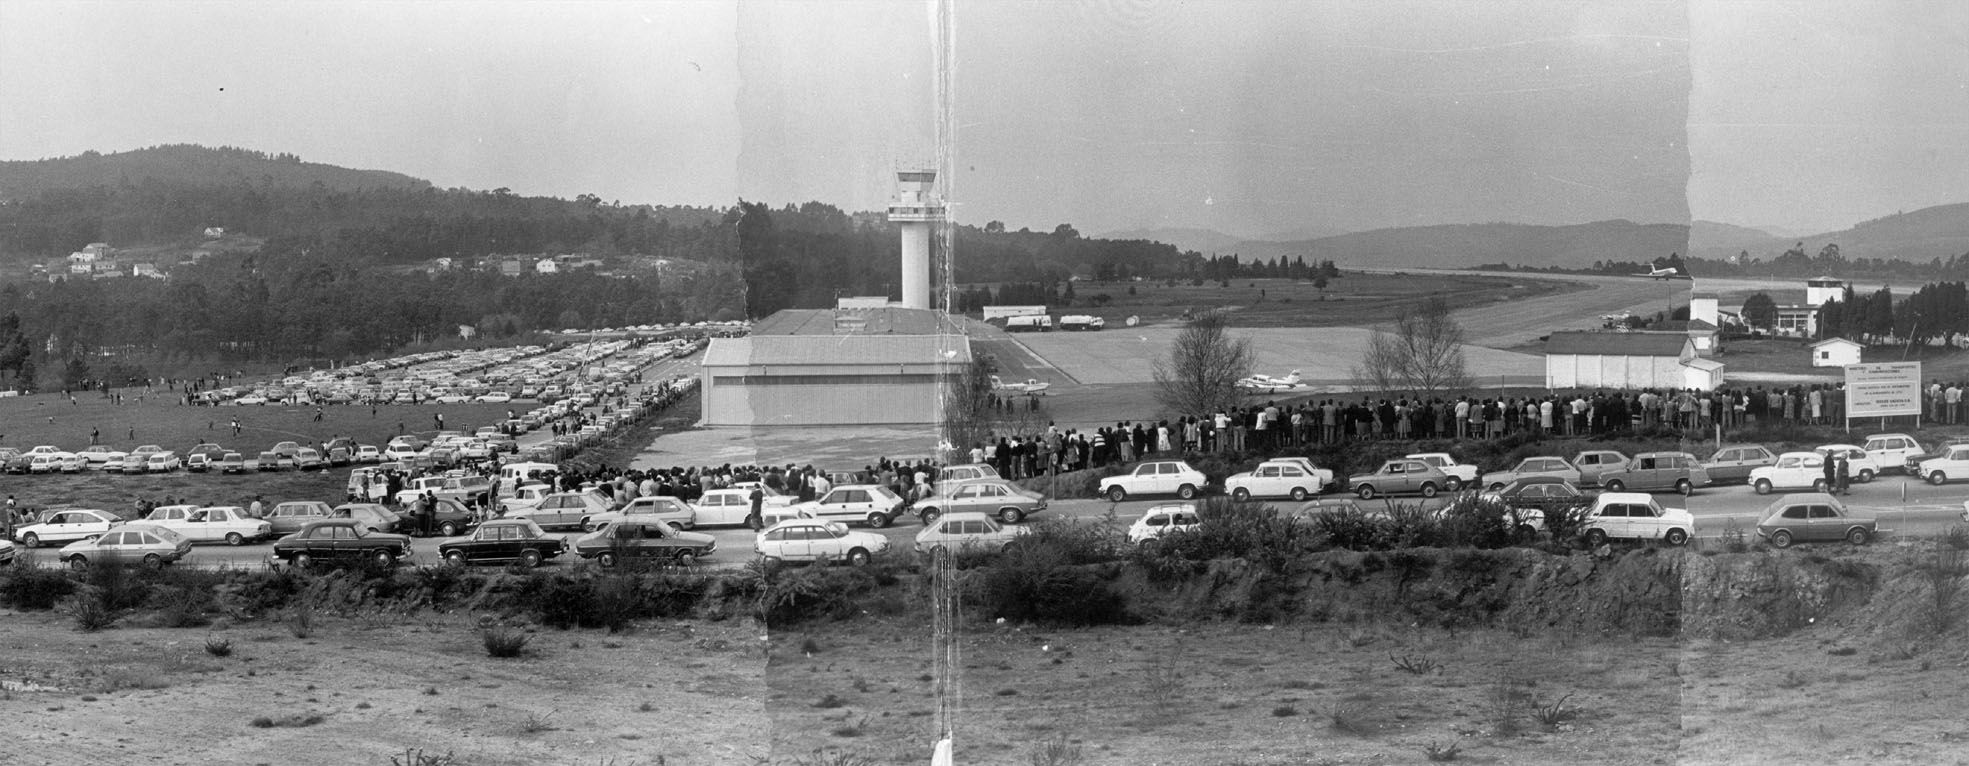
[[1739, 280, 1969, 346]]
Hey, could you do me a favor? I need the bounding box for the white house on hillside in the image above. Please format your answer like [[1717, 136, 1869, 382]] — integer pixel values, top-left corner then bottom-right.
[[1811, 337, 1862, 367]]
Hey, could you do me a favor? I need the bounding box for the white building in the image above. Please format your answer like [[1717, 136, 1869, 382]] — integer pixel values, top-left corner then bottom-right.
[[1545, 331, 1724, 390], [699, 308, 969, 426], [1811, 337, 1863, 367]]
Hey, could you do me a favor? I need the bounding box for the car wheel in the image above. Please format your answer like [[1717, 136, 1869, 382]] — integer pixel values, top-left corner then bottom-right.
[[519, 549, 544, 568], [1605, 480, 1625, 492], [1584, 529, 1608, 547], [440, 521, 461, 537], [581, 518, 598, 533], [1231, 487, 1251, 501], [1488, 482, 1505, 492], [142, 553, 164, 569], [918, 508, 941, 526], [846, 548, 871, 567], [1516, 523, 1538, 538], [597, 551, 619, 568], [1754, 480, 1773, 495], [1356, 485, 1376, 500], [445, 550, 468, 566], [867, 512, 891, 529], [999, 507, 1025, 524], [21, 533, 39, 548], [1675, 479, 1693, 496], [1930, 471, 1949, 486], [1769, 530, 1793, 548], [1845, 527, 1870, 545], [1420, 483, 1439, 498], [1106, 487, 1127, 502], [66, 555, 88, 570], [293, 552, 314, 569], [225, 532, 245, 546], [1289, 487, 1309, 502], [1663, 528, 1689, 546], [1812, 479, 1829, 493], [1177, 484, 1198, 500], [675, 551, 696, 566], [1444, 478, 1463, 492], [372, 549, 396, 568], [1858, 470, 1874, 483]]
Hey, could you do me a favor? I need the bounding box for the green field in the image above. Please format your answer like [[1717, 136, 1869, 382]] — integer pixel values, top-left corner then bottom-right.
[[0, 390, 520, 516], [1036, 272, 1584, 327]]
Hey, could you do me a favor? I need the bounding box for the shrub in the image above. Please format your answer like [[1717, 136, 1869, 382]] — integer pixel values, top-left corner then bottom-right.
[[1027, 733, 1083, 766], [970, 540, 1131, 626], [0, 565, 77, 610], [204, 636, 233, 657], [286, 604, 317, 638], [61, 591, 119, 632], [1432, 493, 1514, 549], [1143, 497, 1320, 573], [481, 625, 531, 658], [1312, 505, 1390, 551], [390, 749, 459, 766]]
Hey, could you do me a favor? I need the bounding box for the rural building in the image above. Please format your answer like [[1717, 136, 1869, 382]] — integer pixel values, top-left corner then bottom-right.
[[699, 307, 971, 426], [1544, 331, 1723, 390], [1811, 337, 1863, 367]]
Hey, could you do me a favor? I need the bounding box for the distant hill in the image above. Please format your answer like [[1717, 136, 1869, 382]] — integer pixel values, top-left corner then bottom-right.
[[1254, 224, 1347, 242], [1688, 203, 1969, 262], [1689, 220, 1780, 255], [1222, 219, 1690, 270], [0, 144, 430, 198], [1095, 226, 1248, 255]]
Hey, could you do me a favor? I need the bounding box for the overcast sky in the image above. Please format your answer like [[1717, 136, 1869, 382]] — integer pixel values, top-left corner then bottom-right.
[[0, 1, 1961, 238]]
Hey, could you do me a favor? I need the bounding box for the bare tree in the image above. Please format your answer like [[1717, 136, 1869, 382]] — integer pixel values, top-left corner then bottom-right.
[[1351, 297, 1470, 398], [1152, 312, 1254, 416], [940, 359, 1048, 460]]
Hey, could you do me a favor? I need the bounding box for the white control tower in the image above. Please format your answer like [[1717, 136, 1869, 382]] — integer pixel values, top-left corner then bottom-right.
[[888, 170, 944, 310]]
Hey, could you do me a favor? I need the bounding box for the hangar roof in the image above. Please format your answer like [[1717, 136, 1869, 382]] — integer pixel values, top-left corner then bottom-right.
[[703, 335, 971, 367], [1545, 331, 1692, 357], [750, 308, 962, 336]]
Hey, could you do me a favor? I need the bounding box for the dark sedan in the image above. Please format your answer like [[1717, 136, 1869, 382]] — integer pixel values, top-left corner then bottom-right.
[[269, 520, 413, 570], [1754, 493, 1876, 548], [571, 519, 715, 567], [437, 518, 565, 567]]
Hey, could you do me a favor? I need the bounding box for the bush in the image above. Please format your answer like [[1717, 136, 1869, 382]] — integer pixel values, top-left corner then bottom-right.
[[0, 565, 77, 610], [757, 564, 885, 626], [970, 538, 1131, 626], [61, 591, 120, 632], [1312, 504, 1390, 550], [204, 636, 233, 657], [481, 625, 532, 658], [1139, 497, 1320, 574]]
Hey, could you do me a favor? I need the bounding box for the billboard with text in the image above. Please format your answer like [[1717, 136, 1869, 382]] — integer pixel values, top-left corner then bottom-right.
[[1845, 362, 1921, 418]]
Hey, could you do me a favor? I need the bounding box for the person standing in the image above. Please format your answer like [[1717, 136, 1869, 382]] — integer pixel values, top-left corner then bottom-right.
[[1834, 455, 1852, 496], [747, 486, 765, 531], [248, 495, 265, 519], [1821, 454, 1837, 493]]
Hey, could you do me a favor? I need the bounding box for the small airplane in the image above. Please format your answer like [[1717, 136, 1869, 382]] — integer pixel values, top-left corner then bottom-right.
[[1634, 265, 1684, 280], [990, 375, 1051, 395], [1237, 370, 1309, 393]]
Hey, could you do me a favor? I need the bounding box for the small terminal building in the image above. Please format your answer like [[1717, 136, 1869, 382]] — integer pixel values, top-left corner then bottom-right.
[[1544, 331, 1725, 391], [699, 308, 970, 426]]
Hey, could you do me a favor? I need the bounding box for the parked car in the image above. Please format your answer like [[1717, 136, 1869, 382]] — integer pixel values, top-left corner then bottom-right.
[[498, 483, 555, 514], [438, 518, 565, 567], [142, 505, 273, 545], [393, 473, 494, 507], [1754, 493, 1876, 548], [790, 485, 910, 528], [913, 480, 1047, 525], [1861, 433, 1926, 474], [754, 518, 887, 566], [266, 501, 337, 535], [1812, 445, 1881, 483], [214, 451, 246, 474], [75, 445, 124, 468], [504, 491, 613, 530], [572, 519, 716, 567], [1126, 503, 1202, 544], [354, 445, 384, 463], [1225, 460, 1331, 502], [935, 464, 1002, 484], [1351, 458, 1451, 499], [1482, 477, 1587, 519], [1916, 443, 1969, 485], [251, 451, 285, 472], [0, 539, 15, 566], [14, 508, 124, 547], [28, 454, 62, 474], [292, 448, 327, 471], [270, 441, 302, 458], [58, 525, 192, 569], [115, 453, 150, 474], [1405, 453, 1480, 491], [914, 512, 1032, 555], [1701, 445, 1779, 485], [583, 495, 696, 531], [1481, 457, 1582, 490], [332, 502, 411, 534], [1571, 450, 1631, 486], [145, 451, 182, 473], [269, 520, 414, 569], [1596, 451, 1708, 495], [1581, 492, 1694, 546], [1750, 452, 1832, 495], [1100, 460, 1209, 502], [692, 487, 798, 527]]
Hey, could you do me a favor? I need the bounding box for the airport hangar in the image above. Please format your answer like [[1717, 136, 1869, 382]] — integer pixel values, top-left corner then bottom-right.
[[699, 307, 971, 426]]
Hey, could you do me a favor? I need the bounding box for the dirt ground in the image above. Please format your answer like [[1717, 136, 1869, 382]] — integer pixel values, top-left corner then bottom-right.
[[0, 609, 771, 766]]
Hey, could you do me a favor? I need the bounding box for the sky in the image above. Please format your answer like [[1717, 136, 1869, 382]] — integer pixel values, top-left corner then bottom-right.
[[0, 1, 1962, 238]]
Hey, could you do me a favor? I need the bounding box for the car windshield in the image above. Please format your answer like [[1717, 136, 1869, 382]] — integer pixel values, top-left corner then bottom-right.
[[820, 522, 848, 538]]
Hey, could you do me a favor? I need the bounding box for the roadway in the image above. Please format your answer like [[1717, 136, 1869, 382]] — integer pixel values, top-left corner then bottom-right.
[[20, 473, 1961, 572]]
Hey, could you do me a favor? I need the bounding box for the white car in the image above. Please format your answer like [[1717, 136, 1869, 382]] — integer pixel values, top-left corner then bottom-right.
[[474, 392, 514, 403], [1750, 452, 1831, 495], [583, 495, 696, 531], [1100, 460, 1209, 502], [913, 512, 1031, 555], [14, 508, 124, 548], [1405, 453, 1480, 491], [692, 487, 804, 528], [755, 518, 890, 566], [355, 445, 384, 463], [28, 453, 63, 474], [499, 483, 556, 513], [1225, 460, 1331, 501], [233, 394, 268, 406], [1812, 445, 1881, 483], [1861, 433, 1926, 474], [58, 524, 192, 569], [1581, 492, 1694, 546], [1126, 503, 1202, 544], [504, 491, 613, 530], [1917, 444, 1969, 486], [790, 485, 909, 528], [142, 505, 273, 546], [1480, 457, 1582, 490], [145, 451, 182, 473]]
